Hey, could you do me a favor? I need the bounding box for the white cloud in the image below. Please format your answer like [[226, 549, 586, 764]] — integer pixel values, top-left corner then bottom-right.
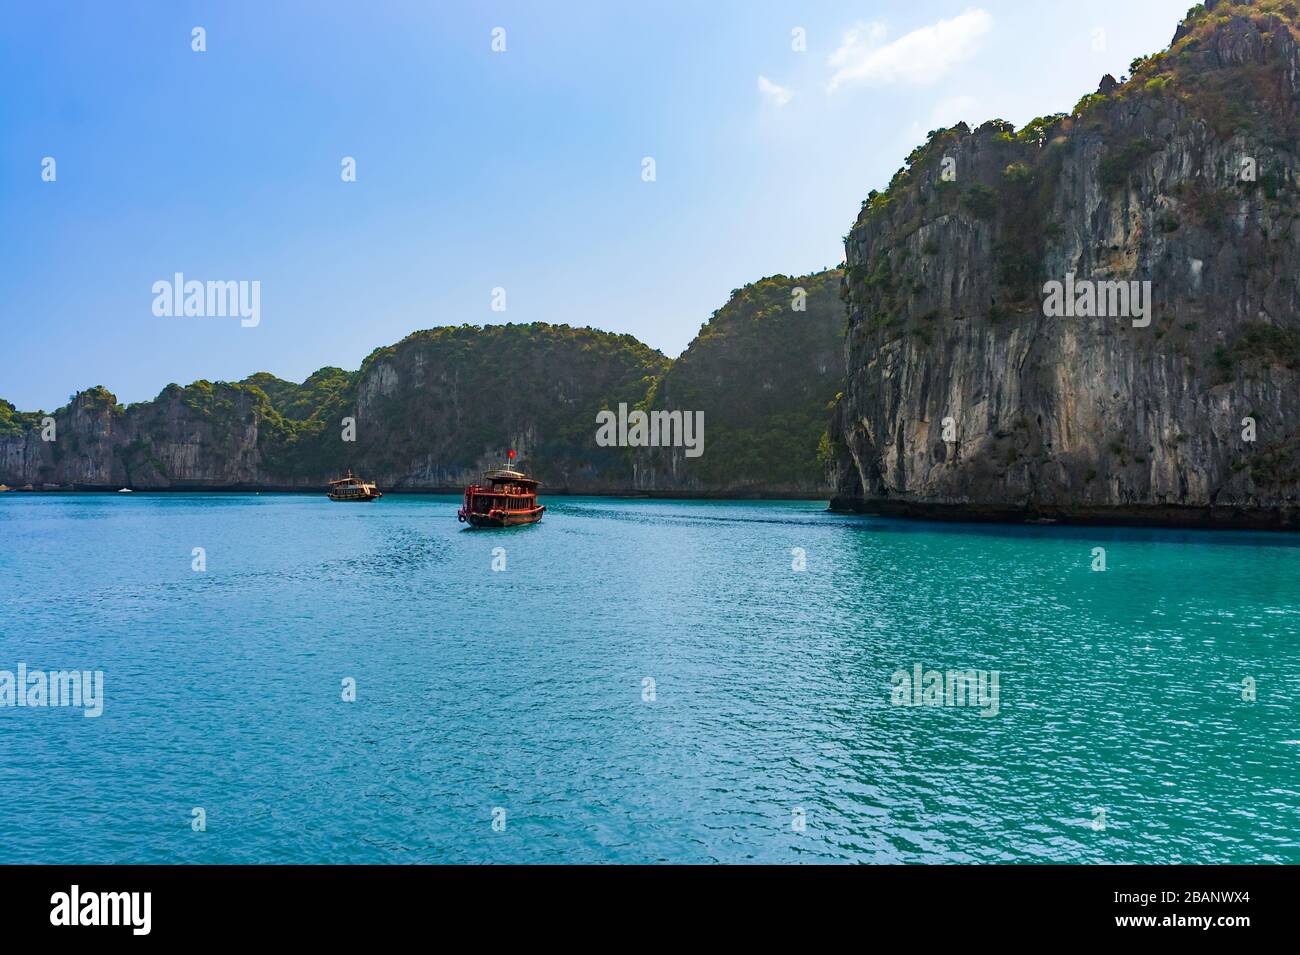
[[827, 9, 993, 92], [757, 75, 793, 107]]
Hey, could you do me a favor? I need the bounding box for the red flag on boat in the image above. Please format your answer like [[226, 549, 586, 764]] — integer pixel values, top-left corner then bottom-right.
[[508, 449, 515, 460]]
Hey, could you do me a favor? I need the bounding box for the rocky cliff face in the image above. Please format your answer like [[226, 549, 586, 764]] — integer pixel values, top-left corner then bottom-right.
[[1, 384, 290, 490], [0, 326, 666, 491], [830, 0, 1300, 527]]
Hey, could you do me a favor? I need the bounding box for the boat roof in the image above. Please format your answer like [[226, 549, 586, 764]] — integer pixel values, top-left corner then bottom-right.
[[328, 475, 371, 485], [484, 468, 539, 486]]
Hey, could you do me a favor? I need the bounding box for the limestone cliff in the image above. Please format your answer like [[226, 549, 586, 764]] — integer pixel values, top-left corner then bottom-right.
[[830, 0, 1300, 527], [0, 326, 665, 492]]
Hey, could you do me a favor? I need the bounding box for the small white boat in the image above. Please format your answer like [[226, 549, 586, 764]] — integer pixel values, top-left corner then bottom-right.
[[117, 488, 133, 493], [327, 470, 382, 502]]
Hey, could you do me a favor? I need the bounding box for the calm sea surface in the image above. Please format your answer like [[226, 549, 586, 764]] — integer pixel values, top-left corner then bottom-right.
[[0, 493, 1296, 864]]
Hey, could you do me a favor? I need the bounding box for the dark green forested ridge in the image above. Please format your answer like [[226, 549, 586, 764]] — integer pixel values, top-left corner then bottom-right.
[[0, 399, 41, 439], [1, 292, 845, 494], [647, 269, 844, 492]]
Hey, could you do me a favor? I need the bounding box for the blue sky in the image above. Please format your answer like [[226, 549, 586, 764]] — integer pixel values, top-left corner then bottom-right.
[[1, 0, 1192, 411]]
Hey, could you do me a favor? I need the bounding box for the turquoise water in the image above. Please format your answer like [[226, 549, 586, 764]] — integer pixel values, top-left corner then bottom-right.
[[0, 493, 1296, 864]]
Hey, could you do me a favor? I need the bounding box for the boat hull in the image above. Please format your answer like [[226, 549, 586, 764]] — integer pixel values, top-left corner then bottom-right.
[[459, 506, 544, 528], [328, 491, 383, 502]]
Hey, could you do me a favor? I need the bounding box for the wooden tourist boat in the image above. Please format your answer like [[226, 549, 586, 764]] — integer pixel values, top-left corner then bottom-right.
[[328, 470, 383, 502], [458, 464, 544, 528]]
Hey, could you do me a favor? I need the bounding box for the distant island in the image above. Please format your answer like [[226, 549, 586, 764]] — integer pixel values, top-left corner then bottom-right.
[[4, 1, 1298, 527], [0, 271, 844, 499]]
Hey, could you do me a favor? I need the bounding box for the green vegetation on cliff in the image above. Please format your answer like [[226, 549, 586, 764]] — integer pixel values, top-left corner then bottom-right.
[[345, 322, 668, 484], [241, 368, 357, 421], [0, 399, 42, 439], [649, 270, 844, 492], [1, 291, 844, 494]]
